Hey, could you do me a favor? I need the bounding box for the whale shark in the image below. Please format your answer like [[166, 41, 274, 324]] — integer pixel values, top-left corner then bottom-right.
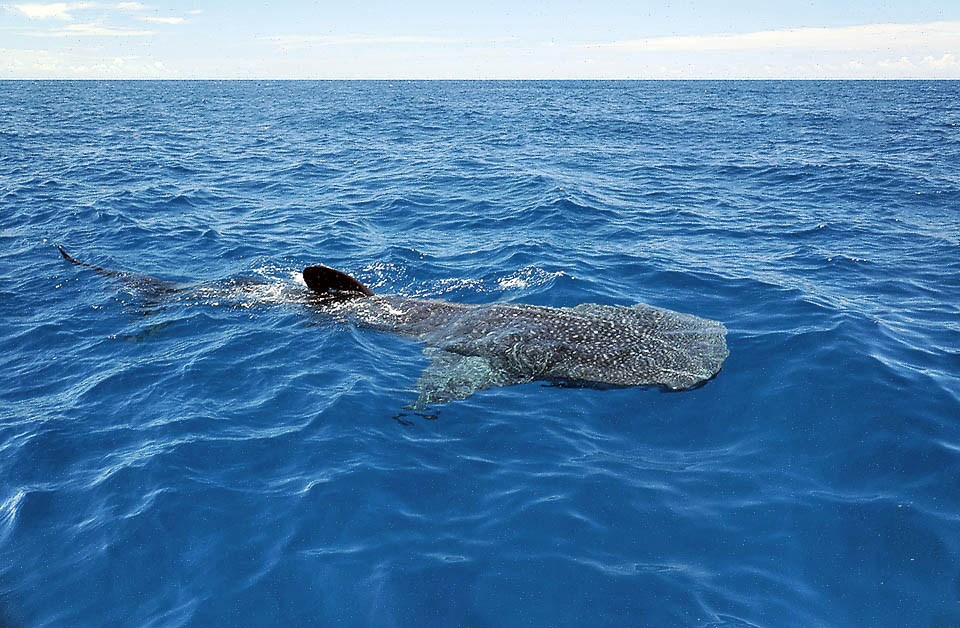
[[60, 247, 729, 408]]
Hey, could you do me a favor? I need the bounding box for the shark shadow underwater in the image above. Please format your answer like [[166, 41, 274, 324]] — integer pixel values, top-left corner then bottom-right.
[[59, 246, 729, 409]]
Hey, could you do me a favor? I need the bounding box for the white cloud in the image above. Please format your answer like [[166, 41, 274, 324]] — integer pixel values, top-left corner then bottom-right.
[[10, 3, 85, 19], [140, 16, 183, 24], [186, 9, 202, 14], [863, 54, 960, 77], [8, 2, 146, 19], [29, 21, 154, 36], [878, 56, 917, 70], [592, 21, 960, 53], [920, 52, 960, 69], [260, 34, 462, 50], [0, 46, 168, 76], [334, 35, 461, 45]]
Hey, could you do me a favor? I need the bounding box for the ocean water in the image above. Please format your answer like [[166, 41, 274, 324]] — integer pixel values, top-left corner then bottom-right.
[[1, 80, 958, 627]]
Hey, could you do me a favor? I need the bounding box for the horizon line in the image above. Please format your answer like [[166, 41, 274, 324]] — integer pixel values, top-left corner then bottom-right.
[[3, 77, 959, 81]]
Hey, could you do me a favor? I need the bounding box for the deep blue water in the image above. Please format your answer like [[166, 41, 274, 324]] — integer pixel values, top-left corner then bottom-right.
[[1, 80, 959, 627]]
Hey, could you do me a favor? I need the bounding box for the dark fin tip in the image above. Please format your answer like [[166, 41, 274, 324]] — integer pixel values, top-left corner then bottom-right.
[[303, 265, 374, 297], [58, 246, 82, 265]]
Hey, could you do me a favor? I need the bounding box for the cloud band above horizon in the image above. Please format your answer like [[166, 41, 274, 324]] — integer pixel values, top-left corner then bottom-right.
[[1, 2, 958, 79]]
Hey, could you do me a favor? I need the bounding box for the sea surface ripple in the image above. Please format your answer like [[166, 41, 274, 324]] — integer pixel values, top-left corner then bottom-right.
[[1, 80, 959, 627]]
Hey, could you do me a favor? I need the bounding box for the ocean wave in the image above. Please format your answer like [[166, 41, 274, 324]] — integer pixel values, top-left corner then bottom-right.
[[1, 80, 958, 627]]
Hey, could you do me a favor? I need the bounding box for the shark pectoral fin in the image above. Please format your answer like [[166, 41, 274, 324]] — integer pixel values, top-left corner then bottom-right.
[[408, 349, 517, 409]]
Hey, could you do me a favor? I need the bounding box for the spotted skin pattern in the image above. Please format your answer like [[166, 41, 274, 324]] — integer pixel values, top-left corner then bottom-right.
[[324, 295, 729, 408]]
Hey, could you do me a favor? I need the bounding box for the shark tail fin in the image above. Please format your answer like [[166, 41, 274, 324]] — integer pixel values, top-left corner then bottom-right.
[[58, 245, 178, 297], [59, 246, 114, 276], [303, 265, 374, 298]]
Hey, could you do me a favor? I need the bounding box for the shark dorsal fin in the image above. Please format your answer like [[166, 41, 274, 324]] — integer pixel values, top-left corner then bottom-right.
[[303, 265, 374, 297]]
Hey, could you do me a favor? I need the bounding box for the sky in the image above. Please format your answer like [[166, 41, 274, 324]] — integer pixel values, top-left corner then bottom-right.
[[1, 1, 959, 79]]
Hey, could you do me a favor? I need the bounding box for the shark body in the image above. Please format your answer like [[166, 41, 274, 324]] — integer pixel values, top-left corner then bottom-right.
[[60, 248, 729, 408], [319, 293, 728, 407]]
